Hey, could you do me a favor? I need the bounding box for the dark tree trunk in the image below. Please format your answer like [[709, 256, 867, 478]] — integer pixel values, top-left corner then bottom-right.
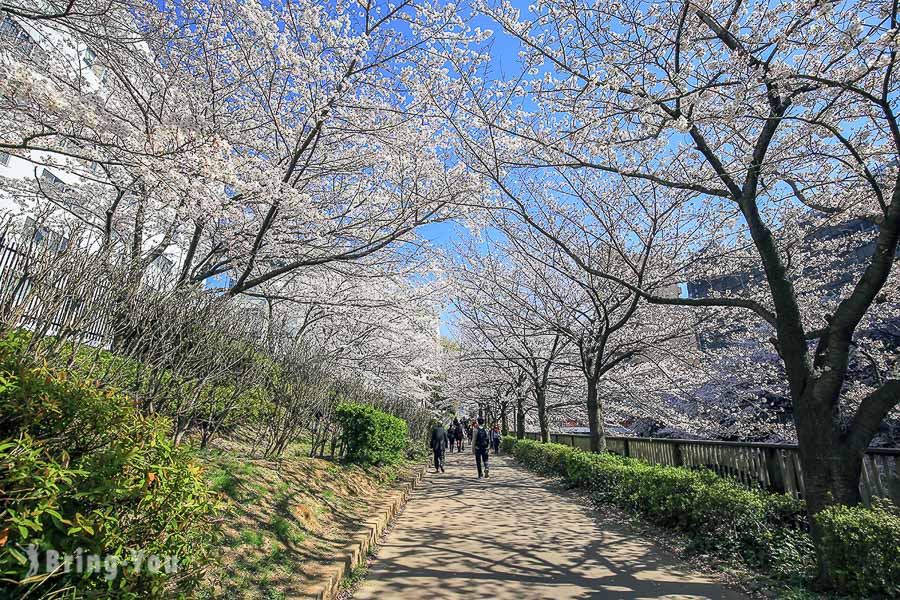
[[501, 401, 509, 436], [516, 395, 525, 439], [586, 379, 607, 453], [793, 385, 867, 587], [536, 388, 549, 443]]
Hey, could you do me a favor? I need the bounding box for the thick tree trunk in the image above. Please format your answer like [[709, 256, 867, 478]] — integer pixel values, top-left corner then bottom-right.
[[799, 454, 862, 573], [536, 388, 549, 443], [586, 379, 607, 453], [803, 447, 864, 587], [501, 401, 509, 436], [516, 395, 525, 439], [793, 384, 867, 588]]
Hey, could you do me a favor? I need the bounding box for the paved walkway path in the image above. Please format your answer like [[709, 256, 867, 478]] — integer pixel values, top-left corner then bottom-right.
[[354, 450, 747, 600]]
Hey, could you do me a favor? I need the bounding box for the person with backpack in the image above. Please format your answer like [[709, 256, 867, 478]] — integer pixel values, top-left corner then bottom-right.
[[472, 417, 490, 478], [429, 421, 447, 473], [490, 423, 501, 454]]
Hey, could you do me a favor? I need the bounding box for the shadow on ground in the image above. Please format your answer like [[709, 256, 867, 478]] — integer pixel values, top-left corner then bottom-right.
[[354, 451, 747, 600]]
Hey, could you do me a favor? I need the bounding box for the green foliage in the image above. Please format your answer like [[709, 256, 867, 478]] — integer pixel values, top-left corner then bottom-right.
[[505, 438, 819, 587], [0, 333, 218, 598], [335, 403, 408, 466], [239, 530, 265, 547], [406, 439, 429, 461], [53, 334, 269, 440], [500, 435, 519, 454], [507, 437, 900, 596], [268, 516, 306, 544], [815, 499, 900, 597]]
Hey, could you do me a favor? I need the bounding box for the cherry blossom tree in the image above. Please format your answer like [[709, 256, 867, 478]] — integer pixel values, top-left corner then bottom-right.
[[490, 209, 700, 450], [447, 0, 900, 583], [1, 0, 483, 295], [452, 237, 578, 441]]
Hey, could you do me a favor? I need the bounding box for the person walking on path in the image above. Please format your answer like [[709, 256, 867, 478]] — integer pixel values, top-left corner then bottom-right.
[[490, 424, 501, 454], [453, 418, 464, 452], [429, 421, 447, 473], [446, 422, 456, 453], [472, 417, 490, 478]]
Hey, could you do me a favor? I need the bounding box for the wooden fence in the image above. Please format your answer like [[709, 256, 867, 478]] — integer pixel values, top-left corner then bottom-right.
[[523, 432, 900, 505]]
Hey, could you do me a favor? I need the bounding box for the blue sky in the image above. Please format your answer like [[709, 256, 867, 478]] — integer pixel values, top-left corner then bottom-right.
[[417, 6, 532, 338]]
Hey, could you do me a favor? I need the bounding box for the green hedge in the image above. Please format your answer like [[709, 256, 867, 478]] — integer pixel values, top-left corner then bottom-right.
[[335, 403, 408, 466], [815, 499, 900, 597], [0, 333, 218, 598], [503, 437, 900, 597]]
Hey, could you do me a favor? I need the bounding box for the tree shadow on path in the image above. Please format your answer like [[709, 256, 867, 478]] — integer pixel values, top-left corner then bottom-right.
[[354, 452, 748, 600]]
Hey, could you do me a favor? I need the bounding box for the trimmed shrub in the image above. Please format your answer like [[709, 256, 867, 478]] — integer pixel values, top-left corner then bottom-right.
[[500, 435, 519, 454], [505, 438, 819, 586], [335, 402, 408, 466], [0, 333, 218, 598], [815, 499, 900, 597]]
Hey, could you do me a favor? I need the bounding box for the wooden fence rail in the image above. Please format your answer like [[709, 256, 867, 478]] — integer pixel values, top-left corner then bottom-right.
[[522, 432, 900, 506]]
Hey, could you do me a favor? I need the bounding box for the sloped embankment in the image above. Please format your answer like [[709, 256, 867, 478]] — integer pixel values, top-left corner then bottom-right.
[[200, 438, 423, 600]]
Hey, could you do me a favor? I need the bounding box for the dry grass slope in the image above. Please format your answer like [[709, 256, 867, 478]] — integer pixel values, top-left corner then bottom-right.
[[197, 437, 420, 600]]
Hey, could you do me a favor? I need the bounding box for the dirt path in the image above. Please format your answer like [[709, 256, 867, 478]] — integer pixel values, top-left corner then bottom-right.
[[354, 450, 747, 599]]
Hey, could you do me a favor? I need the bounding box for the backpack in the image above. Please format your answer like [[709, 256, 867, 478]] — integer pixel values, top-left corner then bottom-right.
[[475, 427, 490, 450]]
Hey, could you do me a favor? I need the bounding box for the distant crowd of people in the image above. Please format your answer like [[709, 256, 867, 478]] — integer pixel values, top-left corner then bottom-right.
[[428, 417, 501, 478]]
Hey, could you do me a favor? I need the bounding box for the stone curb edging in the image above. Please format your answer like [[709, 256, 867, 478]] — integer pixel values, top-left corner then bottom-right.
[[313, 464, 427, 600]]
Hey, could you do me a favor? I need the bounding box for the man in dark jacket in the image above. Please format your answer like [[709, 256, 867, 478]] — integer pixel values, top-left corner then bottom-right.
[[446, 422, 456, 453], [429, 421, 448, 473], [452, 418, 464, 452], [472, 417, 490, 478]]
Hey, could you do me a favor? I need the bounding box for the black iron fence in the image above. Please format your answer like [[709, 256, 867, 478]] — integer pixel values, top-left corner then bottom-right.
[[0, 235, 115, 346]]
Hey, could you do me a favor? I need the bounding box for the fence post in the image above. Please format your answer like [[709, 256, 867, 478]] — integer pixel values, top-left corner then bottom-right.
[[764, 447, 786, 493], [672, 441, 684, 467], [623, 438, 630, 458], [570, 434, 576, 449]]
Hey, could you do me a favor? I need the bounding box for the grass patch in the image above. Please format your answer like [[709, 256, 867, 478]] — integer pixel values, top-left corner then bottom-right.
[[269, 515, 307, 544], [341, 563, 368, 589], [210, 468, 241, 498], [199, 437, 421, 599], [239, 530, 265, 547]]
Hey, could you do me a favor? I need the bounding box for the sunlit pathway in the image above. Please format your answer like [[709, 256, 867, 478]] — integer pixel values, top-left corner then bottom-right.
[[354, 450, 747, 600]]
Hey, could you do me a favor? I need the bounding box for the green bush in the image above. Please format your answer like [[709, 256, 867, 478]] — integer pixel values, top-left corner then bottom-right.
[[0, 333, 218, 598], [335, 402, 408, 466], [504, 438, 818, 586], [507, 436, 900, 596], [815, 499, 900, 597], [500, 435, 519, 454]]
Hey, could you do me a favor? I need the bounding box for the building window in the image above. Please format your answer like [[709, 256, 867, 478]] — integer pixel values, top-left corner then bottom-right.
[[0, 152, 10, 167], [83, 47, 96, 68], [0, 16, 21, 38], [38, 168, 74, 206], [0, 16, 39, 59], [23, 217, 68, 253], [40, 168, 65, 191]]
